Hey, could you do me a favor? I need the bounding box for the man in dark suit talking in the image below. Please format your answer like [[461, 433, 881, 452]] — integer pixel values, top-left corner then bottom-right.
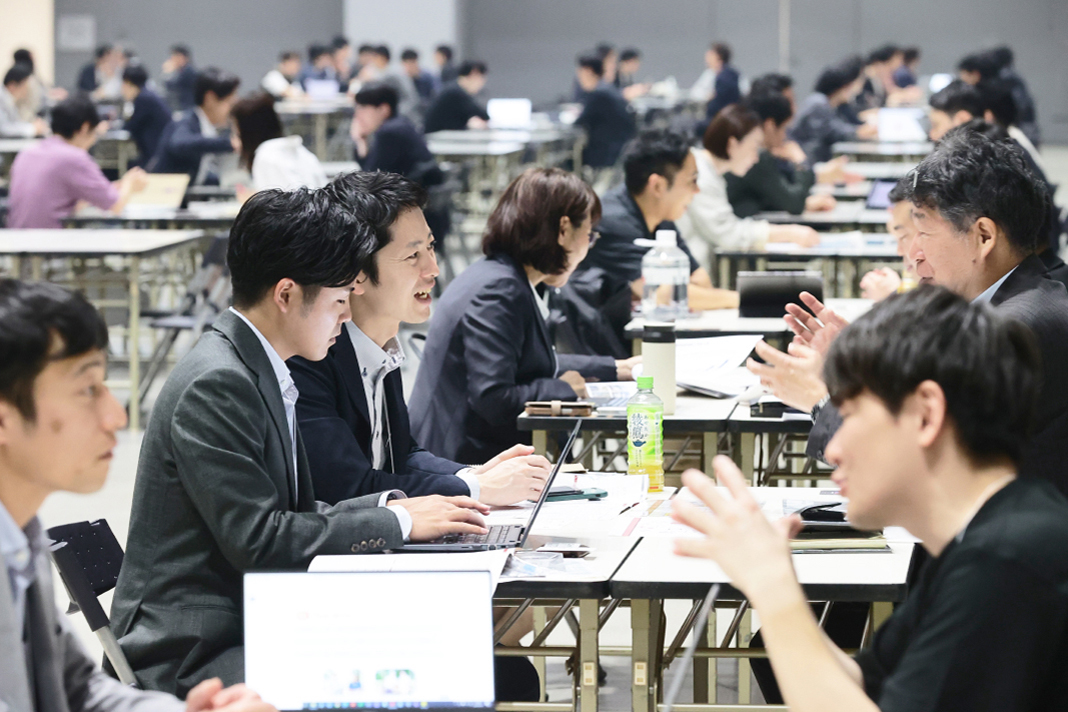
[[110, 186, 489, 697]]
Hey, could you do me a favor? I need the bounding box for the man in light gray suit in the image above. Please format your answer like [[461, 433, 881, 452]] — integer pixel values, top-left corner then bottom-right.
[[110, 185, 490, 697], [0, 280, 272, 712]]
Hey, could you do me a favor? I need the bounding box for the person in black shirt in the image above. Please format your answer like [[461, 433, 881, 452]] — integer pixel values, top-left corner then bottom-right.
[[673, 285, 1068, 712], [705, 42, 741, 121], [119, 64, 172, 167], [422, 61, 489, 134], [161, 44, 197, 112], [573, 53, 636, 168]]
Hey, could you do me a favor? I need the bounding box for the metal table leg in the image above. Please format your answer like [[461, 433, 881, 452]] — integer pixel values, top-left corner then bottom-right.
[[578, 599, 600, 712], [631, 598, 663, 712]]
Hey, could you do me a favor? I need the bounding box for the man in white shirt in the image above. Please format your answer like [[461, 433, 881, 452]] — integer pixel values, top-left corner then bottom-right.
[[0, 279, 273, 712], [110, 185, 489, 696], [0, 64, 47, 137], [260, 51, 303, 99], [291, 171, 552, 507]]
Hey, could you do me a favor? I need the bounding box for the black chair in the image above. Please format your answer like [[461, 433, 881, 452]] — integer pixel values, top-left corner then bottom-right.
[[47, 519, 139, 686]]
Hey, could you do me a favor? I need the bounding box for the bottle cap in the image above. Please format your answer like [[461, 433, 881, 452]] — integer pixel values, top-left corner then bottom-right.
[[655, 229, 677, 246], [636, 376, 654, 389], [643, 323, 676, 343]]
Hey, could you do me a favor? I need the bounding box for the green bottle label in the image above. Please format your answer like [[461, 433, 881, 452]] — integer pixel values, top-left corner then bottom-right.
[[627, 406, 663, 473]]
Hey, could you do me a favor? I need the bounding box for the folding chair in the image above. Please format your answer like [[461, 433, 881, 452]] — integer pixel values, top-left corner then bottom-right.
[[47, 519, 138, 687]]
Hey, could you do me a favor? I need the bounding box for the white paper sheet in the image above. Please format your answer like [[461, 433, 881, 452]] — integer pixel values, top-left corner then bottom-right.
[[309, 550, 511, 591]]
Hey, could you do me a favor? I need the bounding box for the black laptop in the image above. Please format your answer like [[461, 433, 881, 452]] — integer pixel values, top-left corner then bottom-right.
[[400, 421, 583, 552]]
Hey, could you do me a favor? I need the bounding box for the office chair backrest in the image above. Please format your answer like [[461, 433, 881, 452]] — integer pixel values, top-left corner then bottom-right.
[[47, 519, 140, 686]]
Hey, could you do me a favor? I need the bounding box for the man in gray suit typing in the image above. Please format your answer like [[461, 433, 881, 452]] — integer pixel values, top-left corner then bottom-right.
[[110, 186, 489, 697], [0, 280, 271, 712]]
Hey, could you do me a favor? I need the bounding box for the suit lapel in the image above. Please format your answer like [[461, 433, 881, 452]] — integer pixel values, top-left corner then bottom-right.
[[213, 310, 298, 509], [384, 370, 409, 473], [506, 258, 556, 371], [334, 327, 375, 440], [989, 254, 1047, 307]]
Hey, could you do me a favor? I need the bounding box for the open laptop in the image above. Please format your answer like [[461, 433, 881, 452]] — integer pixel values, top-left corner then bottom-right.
[[865, 179, 897, 210], [244, 570, 496, 711], [487, 98, 533, 129], [401, 420, 582, 552], [126, 173, 190, 208]]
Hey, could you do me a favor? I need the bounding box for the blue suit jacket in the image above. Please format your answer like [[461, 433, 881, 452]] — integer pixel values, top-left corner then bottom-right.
[[148, 109, 232, 181], [706, 65, 741, 120], [289, 326, 468, 505]]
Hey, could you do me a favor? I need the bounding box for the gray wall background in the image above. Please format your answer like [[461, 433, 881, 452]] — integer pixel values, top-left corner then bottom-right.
[[458, 0, 1068, 144], [52, 0, 344, 99], [49, 0, 1068, 143]]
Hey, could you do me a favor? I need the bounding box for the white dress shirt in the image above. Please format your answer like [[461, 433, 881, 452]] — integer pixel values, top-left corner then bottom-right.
[[346, 322, 479, 498], [972, 266, 1016, 305], [194, 107, 221, 186], [0, 501, 40, 635]]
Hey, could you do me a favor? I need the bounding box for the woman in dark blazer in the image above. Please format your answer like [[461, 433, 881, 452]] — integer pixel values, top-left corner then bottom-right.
[[410, 167, 638, 463]]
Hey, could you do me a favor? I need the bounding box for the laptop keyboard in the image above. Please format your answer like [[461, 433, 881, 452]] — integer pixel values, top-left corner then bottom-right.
[[439, 524, 523, 547]]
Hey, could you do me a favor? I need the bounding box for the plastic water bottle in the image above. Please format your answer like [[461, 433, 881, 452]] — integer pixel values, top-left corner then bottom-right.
[[627, 376, 664, 493], [641, 229, 689, 321]]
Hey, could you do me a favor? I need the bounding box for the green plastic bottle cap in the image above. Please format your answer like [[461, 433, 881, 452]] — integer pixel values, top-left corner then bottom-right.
[[637, 376, 654, 389]]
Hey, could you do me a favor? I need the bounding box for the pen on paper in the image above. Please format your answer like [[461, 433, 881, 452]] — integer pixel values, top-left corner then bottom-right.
[[618, 501, 640, 516]]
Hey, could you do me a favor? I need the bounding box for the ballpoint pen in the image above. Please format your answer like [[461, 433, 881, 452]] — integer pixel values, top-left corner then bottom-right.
[[617, 501, 641, 516]]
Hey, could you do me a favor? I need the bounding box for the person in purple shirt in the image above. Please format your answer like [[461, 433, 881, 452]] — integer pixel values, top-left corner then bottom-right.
[[7, 96, 147, 228]]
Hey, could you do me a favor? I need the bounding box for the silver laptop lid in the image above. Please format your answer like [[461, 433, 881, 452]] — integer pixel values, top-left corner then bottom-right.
[[244, 570, 496, 711], [518, 420, 582, 548]]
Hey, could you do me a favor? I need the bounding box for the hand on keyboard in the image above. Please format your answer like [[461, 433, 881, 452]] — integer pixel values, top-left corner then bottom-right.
[[389, 495, 489, 541]]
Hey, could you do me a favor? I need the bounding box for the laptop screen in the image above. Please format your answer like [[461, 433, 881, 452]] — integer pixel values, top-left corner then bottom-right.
[[244, 571, 496, 711], [487, 98, 532, 128], [865, 179, 897, 210]]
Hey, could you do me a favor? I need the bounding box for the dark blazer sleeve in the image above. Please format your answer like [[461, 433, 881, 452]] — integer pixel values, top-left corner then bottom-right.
[[166, 117, 232, 161], [76, 65, 97, 93], [290, 356, 468, 504], [362, 126, 412, 175], [462, 281, 577, 424], [170, 368, 403, 570], [805, 403, 842, 463], [557, 353, 618, 381]]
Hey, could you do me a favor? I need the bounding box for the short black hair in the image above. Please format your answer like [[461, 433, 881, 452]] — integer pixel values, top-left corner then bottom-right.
[[331, 35, 350, 50], [744, 90, 792, 126], [13, 48, 33, 71], [957, 52, 999, 81], [435, 45, 453, 62], [0, 280, 109, 422], [358, 44, 376, 55], [279, 50, 300, 63], [990, 46, 1014, 71], [170, 44, 191, 58], [354, 82, 399, 117], [750, 72, 793, 96], [577, 53, 604, 77], [401, 48, 419, 62], [711, 42, 731, 65], [323, 171, 428, 286], [929, 79, 984, 120], [902, 131, 1047, 255], [227, 187, 369, 308], [943, 118, 1009, 143], [194, 67, 240, 106], [815, 57, 863, 96], [623, 128, 692, 196], [825, 285, 1040, 467], [375, 45, 391, 62], [887, 178, 908, 203], [458, 60, 487, 77], [976, 78, 1018, 128], [619, 48, 640, 63], [595, 43, 615, 59], [122, 64, 148, 88], [3, 64, 31, 87], [902, 47, 921, 64], [50, 96, 100, 138], [308, 44, 330, 62], [867, 44, 899, 65], [95, 44, 113, 60]]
